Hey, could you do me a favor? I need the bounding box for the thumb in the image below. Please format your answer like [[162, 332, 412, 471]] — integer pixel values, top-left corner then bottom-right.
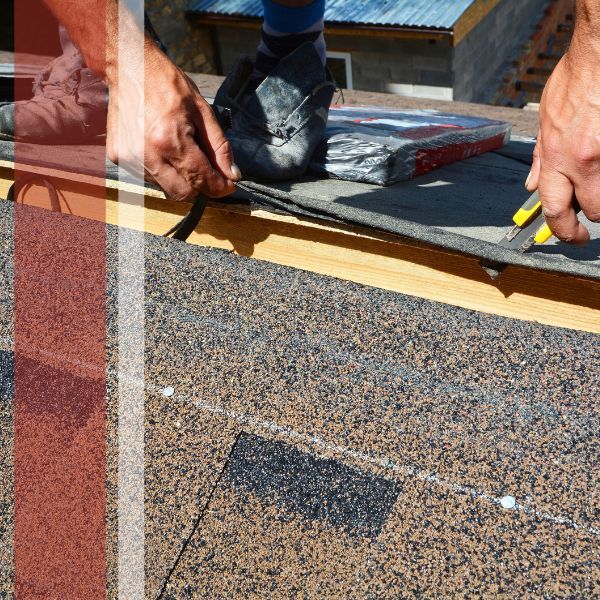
[[194, 98, 241, 182], [539, 164, 590, 244]]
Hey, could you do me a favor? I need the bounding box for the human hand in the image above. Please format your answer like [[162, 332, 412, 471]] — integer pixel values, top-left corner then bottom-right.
[[526, 45, 600, 244], [106, 38, 240, 202]]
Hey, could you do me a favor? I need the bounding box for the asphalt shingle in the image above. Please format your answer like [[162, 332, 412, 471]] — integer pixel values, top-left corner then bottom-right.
[[0, 201, 597, 596]]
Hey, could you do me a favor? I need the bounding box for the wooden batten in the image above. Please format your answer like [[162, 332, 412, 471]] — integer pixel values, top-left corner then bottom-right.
[[1, 162, 599, 335], [189, 15, 451, 42]]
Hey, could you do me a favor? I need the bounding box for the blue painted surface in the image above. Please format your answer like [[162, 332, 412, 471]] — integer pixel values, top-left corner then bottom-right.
[[188, 0, 478, 29]]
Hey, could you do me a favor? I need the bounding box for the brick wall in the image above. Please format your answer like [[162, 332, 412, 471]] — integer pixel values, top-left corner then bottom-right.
[[493, 0, 575, 106], [453, 0, 551, 103], [145, 0, 217, 73]]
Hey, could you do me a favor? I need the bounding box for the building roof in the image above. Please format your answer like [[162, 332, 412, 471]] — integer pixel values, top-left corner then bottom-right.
[[188, 0, 477, 30]]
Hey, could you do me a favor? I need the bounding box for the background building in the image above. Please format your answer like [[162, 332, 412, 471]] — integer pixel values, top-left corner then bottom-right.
[[0, 0, 576, 108], [175, 0, 559, 103]]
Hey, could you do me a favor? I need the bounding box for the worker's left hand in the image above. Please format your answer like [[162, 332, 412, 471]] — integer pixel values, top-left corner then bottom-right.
[[526, 46, 600, 244], [106, 36, 239, 202]]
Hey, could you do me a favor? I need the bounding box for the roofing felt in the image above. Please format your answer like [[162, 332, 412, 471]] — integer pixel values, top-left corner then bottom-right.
[[2, 135, 599, 280], [233, 137, 600, 280], [188, 0, 477, 29], [0, 203, 598, 596]]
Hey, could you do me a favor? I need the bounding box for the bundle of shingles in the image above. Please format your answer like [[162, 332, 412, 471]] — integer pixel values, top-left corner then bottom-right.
[[309, 105, 511, 186]]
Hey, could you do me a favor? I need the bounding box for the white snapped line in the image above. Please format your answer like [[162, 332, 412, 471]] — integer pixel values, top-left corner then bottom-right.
[[154, 388, 598, 539], [0, 322, 596, 542]]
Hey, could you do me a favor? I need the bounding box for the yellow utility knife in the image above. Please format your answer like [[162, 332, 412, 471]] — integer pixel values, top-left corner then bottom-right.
[[484, 190, 580, 280], [500, 190, 554, 253]]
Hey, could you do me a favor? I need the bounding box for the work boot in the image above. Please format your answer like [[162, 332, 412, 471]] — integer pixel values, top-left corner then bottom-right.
[[0, 25, 107, 144], [213, 42, 336, 181]]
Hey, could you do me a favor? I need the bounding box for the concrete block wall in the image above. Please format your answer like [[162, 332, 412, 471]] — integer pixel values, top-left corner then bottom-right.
[[145, 0, 217, 73], [453, 0, 551, 103], [213, 27, 453, 98], [326, 34, 453, 95]]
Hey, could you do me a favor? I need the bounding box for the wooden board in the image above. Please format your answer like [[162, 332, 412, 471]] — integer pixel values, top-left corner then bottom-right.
[[1, 162, 599, 334]]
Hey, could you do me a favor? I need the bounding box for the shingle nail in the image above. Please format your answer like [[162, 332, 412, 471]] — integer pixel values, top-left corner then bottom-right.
[[161, 386, 175, 398], [500, 495, 516, 509]]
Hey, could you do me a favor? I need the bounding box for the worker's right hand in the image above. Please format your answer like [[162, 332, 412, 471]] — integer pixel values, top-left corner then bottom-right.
[[526, 40, 600, 244], [106, 38, 240, 202]]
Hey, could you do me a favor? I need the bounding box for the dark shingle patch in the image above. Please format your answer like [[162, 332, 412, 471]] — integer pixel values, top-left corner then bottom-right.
[[225, 433, 401, 539]]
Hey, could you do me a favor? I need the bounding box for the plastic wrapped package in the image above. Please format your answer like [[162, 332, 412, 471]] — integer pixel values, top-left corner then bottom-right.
[[309, 106, 512, 186]]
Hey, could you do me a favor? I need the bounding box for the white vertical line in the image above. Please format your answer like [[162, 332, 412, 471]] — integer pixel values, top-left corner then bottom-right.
[[326, 51, 353, 90], [117, 1, 145, 598], [345, 55, 353, 91]]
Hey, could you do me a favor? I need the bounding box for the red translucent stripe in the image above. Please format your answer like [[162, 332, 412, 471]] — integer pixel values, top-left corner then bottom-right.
[[13, 1, 107, 596]]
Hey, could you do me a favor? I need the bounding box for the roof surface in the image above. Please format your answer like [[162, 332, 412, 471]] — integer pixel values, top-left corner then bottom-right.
[[188, 0, 477, 29], [1, 195, 598, 597], [0, 79, 597, 596]]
